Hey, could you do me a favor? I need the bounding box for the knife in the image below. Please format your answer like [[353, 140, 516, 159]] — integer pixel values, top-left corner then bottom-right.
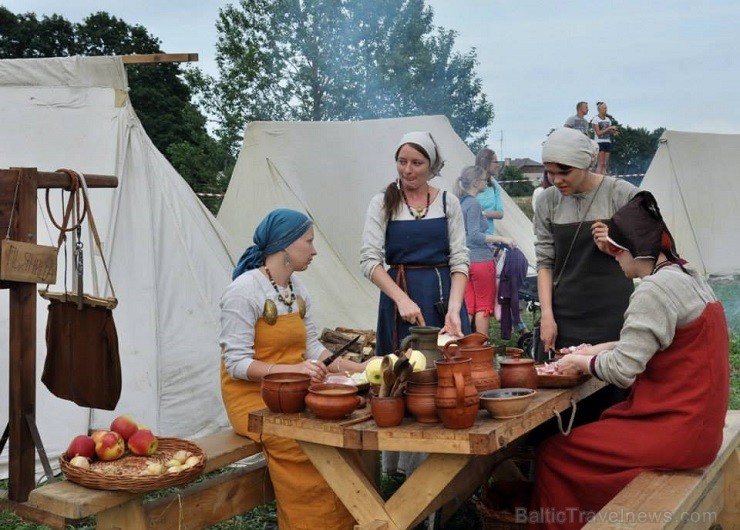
[[322, 335, 361, 366]]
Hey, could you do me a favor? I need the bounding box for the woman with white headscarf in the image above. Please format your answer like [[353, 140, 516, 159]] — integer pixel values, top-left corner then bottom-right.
[[534, 127, 637, 353], [360, 131, 471, 357]]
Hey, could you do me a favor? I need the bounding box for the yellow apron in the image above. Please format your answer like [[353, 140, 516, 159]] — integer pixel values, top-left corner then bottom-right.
[[221, 312, 355, 530]]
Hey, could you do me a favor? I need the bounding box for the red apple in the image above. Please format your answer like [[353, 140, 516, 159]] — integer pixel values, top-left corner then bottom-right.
[[94, 431, 125, 461], [90, 430, 108, 444], [127, 429, 158, 456], [110, 415, 139, 441], [65, 435, 95, 459]]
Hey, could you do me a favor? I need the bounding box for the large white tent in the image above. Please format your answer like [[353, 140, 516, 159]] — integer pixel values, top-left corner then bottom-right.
[[0, 56, 233, 477], [218, 117, 536, 331], [640, 130, 740, 279]]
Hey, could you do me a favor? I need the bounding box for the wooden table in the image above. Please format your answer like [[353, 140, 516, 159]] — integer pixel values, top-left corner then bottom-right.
[[248, 377, 606, 530]]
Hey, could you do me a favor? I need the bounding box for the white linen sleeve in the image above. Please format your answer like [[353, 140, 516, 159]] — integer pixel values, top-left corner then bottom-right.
[[534, 188, 555, 270], [218, 280, 261, 380], [360, 193, 388, 279]]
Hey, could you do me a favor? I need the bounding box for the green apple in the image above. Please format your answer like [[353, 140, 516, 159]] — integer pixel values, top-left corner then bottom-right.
[[387, 353, 399, 367], [408, 349, 427, 371], [364, 357, 384, 385]]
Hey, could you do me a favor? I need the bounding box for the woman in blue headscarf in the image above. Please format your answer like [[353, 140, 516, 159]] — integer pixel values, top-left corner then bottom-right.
[[219, 208, 363, 530]]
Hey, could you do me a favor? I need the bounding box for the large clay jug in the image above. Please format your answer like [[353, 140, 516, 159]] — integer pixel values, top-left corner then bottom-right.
[[441, 332, 488, 357], [434, 357, 480, 429], [400, 326, 442, 366], [455, 345, 500, 393]]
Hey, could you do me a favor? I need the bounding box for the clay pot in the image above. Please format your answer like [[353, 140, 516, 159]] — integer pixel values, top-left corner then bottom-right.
[[399, 326, 442, 366], [498, 351, 537, 390], [501, 347, 525, 358], [371, 396, 405, 427], [261, 373, 311, 413], [441, 332, 489, 357], [305, 384, 362, 420], [434, 357, 480, 429], [455, 345, 500, 393], [409, 368, 438, 384], [405, 384, 439, 424]]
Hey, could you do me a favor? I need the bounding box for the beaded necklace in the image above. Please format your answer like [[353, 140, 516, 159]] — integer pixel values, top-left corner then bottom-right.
[[264, 266, 296, 312], [399, 187, 431, 220]]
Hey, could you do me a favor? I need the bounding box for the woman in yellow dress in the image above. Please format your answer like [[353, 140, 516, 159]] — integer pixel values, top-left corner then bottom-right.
[[219, 208, 364, 529]]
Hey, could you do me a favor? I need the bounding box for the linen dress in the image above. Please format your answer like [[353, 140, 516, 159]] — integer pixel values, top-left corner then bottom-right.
[[373, 191, 471, 355], [220, 278, 355, 530], [527, 270, 730, 530]]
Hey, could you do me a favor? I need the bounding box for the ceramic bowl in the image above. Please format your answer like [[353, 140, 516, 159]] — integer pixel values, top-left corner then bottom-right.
[[479, 388, 536, 419], [305, 383, 362, 420], [409, 368, 438, 384], [261, 373, 311, 413]]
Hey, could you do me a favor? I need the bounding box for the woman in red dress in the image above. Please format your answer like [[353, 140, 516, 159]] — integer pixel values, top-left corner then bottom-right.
[[526, 191, 730, 529]]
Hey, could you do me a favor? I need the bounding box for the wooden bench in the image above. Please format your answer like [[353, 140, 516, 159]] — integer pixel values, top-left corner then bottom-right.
[[10, 430, 274, 530], [584, 409, 739, 529]]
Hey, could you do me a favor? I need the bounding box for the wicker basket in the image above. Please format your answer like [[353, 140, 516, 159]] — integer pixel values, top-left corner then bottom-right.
[[474, 498, 527, 530], [60, 437, 207, 493]]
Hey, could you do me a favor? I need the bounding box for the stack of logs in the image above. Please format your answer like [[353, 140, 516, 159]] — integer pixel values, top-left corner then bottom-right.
[[320, 327, 376, 362]]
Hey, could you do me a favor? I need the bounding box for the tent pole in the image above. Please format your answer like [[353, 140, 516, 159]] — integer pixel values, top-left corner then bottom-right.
[[3, 167, 117, 502]]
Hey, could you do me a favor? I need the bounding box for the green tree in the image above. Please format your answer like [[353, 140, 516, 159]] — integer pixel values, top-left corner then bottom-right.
[[0, 8, 229, 213], [611, 125, 665, 177], [498, 166, 534, 197], [188, 0, 494, 157]]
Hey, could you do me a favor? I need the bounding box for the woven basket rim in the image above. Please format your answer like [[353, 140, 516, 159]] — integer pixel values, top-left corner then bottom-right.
[[60, 436, 207, 493]]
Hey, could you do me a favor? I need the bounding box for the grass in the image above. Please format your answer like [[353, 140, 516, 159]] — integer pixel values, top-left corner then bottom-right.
[[2, 320, 738, 529]]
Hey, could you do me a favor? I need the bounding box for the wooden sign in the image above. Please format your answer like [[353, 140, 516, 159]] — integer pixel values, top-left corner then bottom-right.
[[0, 239, 57, 284]]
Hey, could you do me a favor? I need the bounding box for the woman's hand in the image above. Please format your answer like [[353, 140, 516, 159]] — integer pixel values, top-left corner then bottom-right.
[[397, 296, 425, 326], [299, 359, 328, 383], [591, 219, 610, 254], [539, 314, 557, 352], [556, 353, 591, 375], [440, 310, 463, 338]]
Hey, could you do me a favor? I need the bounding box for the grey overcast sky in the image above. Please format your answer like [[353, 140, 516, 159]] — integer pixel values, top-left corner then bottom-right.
[[3, 0, 738, 161]]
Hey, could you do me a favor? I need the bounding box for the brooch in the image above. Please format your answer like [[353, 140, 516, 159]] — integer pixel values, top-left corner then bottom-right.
[[262, 299, 278, 325], [297, 296, 306, 319]]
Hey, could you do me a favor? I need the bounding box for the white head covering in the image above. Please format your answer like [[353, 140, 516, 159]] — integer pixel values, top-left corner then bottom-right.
[[396, 131, 445, 176], [542, 127, 599, 169]]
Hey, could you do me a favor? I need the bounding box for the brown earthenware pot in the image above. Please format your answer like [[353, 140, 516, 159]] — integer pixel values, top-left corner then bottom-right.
[[371, 396, 405, 427], [260, 373, 311, 413], [305, 383, 362, 420], [404, 384, 439, 424], [498, 351, 538, 390]]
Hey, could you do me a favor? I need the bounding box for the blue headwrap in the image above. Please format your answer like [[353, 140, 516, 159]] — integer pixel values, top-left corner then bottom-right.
[[232, 209, 313, 279]]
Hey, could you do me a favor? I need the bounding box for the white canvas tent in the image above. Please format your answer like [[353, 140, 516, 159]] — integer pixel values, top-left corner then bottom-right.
[[218, 116, 536, 331], [640, 130, 740, 278], [0, 56, 233, 477]]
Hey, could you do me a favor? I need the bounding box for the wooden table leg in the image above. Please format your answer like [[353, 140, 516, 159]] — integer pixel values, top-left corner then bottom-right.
[[300, 441, 478, 530]]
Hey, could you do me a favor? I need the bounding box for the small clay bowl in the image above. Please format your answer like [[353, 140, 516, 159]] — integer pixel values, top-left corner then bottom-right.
[[305, 383, 363, 420], [370, 396, 405, 427], [479, 388, 536, 419], [261, 373, 311, 413]]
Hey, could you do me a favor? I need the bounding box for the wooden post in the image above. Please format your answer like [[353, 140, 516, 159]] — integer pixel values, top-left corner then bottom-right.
[[4, 168, 117, 502]]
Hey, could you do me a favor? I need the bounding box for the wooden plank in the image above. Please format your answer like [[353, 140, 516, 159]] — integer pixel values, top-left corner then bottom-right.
[[0, 492, 68, 530], [251, 409, 369, 448], [194, 431, 262, 473], [121, 53, 198, 64], [142, 464, 274, 529], [96, 499, 147, 530], [0, 240, 57, 283], [299, 441, 396, 529], [718, 448, 739, 529]]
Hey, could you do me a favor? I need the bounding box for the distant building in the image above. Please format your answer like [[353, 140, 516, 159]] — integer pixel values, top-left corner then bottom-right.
[[503, 157, 545, 185]]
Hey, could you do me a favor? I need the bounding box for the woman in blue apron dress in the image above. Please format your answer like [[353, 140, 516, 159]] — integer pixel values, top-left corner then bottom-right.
[[361, 131, 471, 356]]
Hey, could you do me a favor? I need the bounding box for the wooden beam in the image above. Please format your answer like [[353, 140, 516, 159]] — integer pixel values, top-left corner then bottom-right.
[[121, 53, 198, 65]]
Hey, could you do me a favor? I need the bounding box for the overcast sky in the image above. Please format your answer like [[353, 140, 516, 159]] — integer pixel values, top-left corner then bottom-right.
[[3, 0, 738, 161]]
